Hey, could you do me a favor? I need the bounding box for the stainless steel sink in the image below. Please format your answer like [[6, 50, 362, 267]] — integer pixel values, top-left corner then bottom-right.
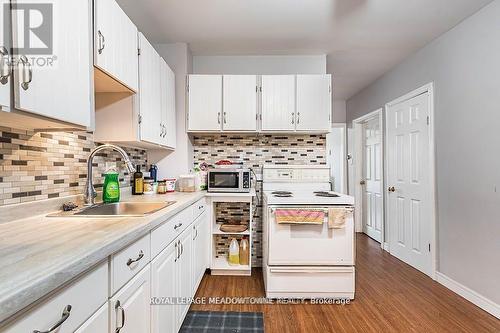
[[48, 201, 176, 217]]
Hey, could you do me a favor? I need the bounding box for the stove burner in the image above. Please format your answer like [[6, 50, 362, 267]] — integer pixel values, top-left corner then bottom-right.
[[272, 191, 292, 195], [314, 191, 340, 198]]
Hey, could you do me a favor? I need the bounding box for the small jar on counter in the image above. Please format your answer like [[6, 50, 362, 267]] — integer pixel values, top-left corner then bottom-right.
[[143, 177, 154, 195], [157, 180, 167, 194]]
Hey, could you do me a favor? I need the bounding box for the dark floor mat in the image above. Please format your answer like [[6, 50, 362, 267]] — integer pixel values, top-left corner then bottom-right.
[[180, 311, 264, 332]]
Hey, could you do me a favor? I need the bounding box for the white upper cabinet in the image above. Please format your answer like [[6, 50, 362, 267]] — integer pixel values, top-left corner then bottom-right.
[[222, 75, 257, 131], [94, 0, 138, 92], [296, 74, 331, 132], [261, 75, 296, 131], [10, 0, 92, 127], [0, 0, 11, 111], [188, 75, 222, 131], [160, 58, 176, 148], [138, 33, 162, 145]]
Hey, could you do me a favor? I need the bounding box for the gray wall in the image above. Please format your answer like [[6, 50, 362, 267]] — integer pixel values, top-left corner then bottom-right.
[[347, 0, 500, 304], [192, 55, 326, 74]]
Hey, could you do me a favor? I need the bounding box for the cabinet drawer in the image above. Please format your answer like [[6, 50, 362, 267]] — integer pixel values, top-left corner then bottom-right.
[[1, 262, 108, 333], [111, 234, 151, 295], [192, 198, 207, 219], [151, 206, 193, 258]]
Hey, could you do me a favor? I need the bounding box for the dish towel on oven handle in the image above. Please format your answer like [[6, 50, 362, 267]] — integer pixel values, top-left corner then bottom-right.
[[328, 207, 352, 229], [275, 209, 325, 225]]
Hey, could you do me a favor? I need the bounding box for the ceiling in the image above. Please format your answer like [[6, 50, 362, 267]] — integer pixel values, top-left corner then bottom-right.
[[117, 0, 493, 100]]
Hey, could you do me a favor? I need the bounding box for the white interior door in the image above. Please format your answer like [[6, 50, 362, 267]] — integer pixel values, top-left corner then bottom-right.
[[296, 74, 331, 131], [0, 0, 11, 110], [222, 75, 257, 131], [188, 75, 222, 131], [261, 75, 295, 131], [386, 92, 432, 276], [362, 117, 383, 243]]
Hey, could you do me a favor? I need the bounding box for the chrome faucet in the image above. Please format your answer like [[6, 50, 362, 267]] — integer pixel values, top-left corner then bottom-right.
[[84, 144, 135, 206]]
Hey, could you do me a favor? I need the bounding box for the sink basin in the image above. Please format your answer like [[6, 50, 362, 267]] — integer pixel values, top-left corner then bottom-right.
[[48, 201, 176, 217]]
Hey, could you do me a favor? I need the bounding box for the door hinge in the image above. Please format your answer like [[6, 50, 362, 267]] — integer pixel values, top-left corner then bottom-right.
[[187, 84, 189, 93], [427, 116, 430, 125], [138, 114, 142, 124], [259, 86, 262, 92], [138, 48, 141, 56], [329, 85, 332, 94], [256, 85, 258, 93], [428, 243, 431, 252]]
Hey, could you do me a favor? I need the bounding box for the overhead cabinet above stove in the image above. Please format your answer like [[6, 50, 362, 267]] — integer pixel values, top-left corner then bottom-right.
[[187, 74, 332, 134]]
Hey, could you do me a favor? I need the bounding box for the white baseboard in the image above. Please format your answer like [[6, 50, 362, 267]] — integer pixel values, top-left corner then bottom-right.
[[383, 242, 390, 252], [436, 272, 500, 319]]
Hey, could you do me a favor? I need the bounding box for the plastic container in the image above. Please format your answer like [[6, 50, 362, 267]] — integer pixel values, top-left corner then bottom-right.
[[166, 178, 176, 192], [228, 238, 240, 266], [239, 237, 249, 266], [178, 174, 196, 192]]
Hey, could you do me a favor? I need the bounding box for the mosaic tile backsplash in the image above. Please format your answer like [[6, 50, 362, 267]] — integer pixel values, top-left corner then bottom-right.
[[192, 134, 327, 266], [0, 126, 148, 206]]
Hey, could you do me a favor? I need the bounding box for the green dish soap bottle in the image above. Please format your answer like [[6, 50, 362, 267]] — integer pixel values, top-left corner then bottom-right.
[[103, 169, 120, 203]]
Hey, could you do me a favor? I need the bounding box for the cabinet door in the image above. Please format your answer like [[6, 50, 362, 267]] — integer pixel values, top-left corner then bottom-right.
[[138, 33, 162, 145], [0, 0, 11, 111], [261, 75, 296, 131], [192, 211, 209, 292], [296, 74, 331, 131], [151, 240, 178, 333], [110, 265, 151, 333], [165, 63, 176, 148], [74, 303, 108, 333], [177, 228, 193, 327], [188, 75, 222, 131], [94, 0, 138, 91], [159, 58, 176, 148], [222, 75, 257, 131], [11, 0, 92, 127]]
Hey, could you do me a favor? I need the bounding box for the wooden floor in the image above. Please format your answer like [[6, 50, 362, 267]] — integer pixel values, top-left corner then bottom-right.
[[192, 233, 500, 332]]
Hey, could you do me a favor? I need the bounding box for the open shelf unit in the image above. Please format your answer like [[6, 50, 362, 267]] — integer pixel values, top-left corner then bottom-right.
[[206, 190, 255, 276]]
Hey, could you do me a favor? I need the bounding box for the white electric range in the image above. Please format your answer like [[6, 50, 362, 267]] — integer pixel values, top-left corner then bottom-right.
[[262, 165, 356, 299]]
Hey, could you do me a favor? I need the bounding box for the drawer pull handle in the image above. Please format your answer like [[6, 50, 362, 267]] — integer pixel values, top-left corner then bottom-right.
[[199, 205, 204, 209], [174, 241, 178, 262], [174, 223, 183, 230], [33, 304, 72, 333], [126, 250, 144, 266], [115, 300, 125, 333]]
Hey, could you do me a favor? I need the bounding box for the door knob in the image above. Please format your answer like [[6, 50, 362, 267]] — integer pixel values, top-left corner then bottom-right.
[[388, 186, 396, 192], [360, 180, 366, 185]]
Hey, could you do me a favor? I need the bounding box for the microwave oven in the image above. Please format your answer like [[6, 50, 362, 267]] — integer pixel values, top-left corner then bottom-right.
[[208, 168, 251, 193]]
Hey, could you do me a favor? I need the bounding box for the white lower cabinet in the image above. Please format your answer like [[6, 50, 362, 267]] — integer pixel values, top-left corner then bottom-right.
[[192, 211, 209, 293], [74, 302, 109, 333], [151, 239, 178, 333], [177, 227, 194, 328], [110, 265, 151, 333], [0, 262, 108, 333]]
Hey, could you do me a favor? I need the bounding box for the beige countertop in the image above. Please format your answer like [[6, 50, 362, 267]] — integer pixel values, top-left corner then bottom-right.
[[0, 190, 206, 324]]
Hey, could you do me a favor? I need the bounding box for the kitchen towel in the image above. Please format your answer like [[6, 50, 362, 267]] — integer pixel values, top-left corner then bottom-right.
[[275, 209, 325, 225], [328, 208, 351, 229]]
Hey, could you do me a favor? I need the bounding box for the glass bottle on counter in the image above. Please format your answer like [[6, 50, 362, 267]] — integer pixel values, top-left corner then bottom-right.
[[132, 165, 144, 195]]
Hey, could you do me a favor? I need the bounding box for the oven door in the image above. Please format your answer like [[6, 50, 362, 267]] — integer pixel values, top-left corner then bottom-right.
[[267, 206, 354, 266], [208, 171, 241, 192]]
